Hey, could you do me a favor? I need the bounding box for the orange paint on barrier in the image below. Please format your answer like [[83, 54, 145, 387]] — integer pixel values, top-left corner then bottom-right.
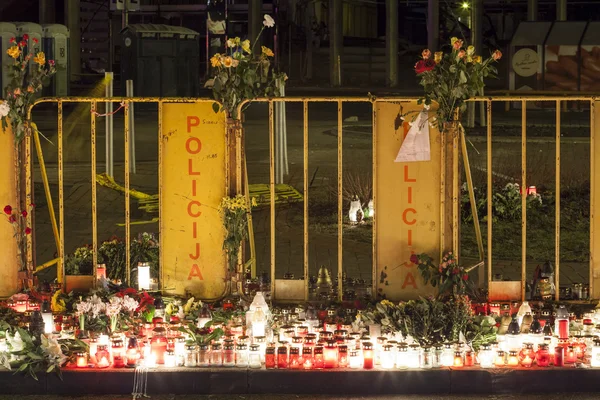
[[189, 243, 201, 260], [404, 165, 416, 182], [401, 272, 417, 289], [188, 159, 201, 175], [187, 201, 202, 217], [186, 137, 202, 154], [187, 116, 200, 133], [187, 264, 204, 280], [402, 208, 417, 225]]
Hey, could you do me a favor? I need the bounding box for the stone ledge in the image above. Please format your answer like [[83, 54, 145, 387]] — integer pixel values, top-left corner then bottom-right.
[[1, 367, 599, 395]]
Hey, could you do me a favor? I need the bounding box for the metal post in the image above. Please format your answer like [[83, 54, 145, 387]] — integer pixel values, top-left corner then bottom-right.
[[305, 3, 314, 80], [65, 0, 81, 82], [250, 0, 263, 45], [557, 0, 567, 21], [122, 7, 129, 29], [39, 0, 56, 24], [105, 72, 114, 177], [386, 0, 398, 87], [427, 0, 439, 52], [468, 0, 483, 128], [126, 80, 136, 174], [329, 0, 343, 86], [527, 0, 538, 21]]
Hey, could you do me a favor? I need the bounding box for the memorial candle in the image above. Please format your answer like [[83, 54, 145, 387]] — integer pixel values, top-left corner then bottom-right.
[[323, 341, 338, 368], [362, 342, 374, 369], [76, 351, 88, 368]]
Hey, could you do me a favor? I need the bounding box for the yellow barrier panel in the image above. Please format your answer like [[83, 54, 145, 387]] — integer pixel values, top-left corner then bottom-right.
[[160, 102, 228, 299], [0, 123, 19, 296]]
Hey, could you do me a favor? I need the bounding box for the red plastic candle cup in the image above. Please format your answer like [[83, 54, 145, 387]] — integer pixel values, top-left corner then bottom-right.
[[554, 346, 564, 367]]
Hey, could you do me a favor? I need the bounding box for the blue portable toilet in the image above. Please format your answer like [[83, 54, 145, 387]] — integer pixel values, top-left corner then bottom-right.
[[0, 22, 17, 97], [42, 24, 70, 96]]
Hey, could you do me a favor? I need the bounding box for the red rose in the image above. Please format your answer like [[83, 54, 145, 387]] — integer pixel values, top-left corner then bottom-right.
[[22, 34, 28, 40], [462, 274, 469, 281], [410, 254, 419, 264], [24, 227, 32, 235], [33, 38, 38, 44], [414, 59, 436, 74], [21, 210, 27, 218], [452, 268, 460, 275], [8, 215, 16, 223], [9, 37, 15, 43], [18, 40, 26, 48], [3, 205, 12, 215], [30, 203, 35, 208], [48, 60, 55, 67]]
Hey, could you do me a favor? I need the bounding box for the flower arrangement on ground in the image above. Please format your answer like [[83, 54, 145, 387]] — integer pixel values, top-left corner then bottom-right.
[[210, 14, 287, 119], [411, 251, 472, 296], [1, 35, 56, 143], [413, 38, 502, 130]]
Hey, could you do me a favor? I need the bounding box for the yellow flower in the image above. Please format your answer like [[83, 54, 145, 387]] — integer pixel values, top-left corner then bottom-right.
[[261, 46, 274, 57], [473, 55, 482, 63], [210, 53, 222, 67], [434, 51, 443, 64], [450, 37, 458, 46], [33, 52, 46, 66], [241, 40, 251, 54], [467, 45, 475, 56], [6, 46, 20, 59], [51, 290, 66, 313], [222, 56, 233, 67], [251, 197, 258, 207]]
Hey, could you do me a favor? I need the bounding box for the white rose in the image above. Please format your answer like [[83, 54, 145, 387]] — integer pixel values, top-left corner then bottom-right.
[[263, 14, 275, 28], [0, 101, 9, 118]]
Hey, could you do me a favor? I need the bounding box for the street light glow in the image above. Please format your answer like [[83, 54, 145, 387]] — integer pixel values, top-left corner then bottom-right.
[[461, 2, 470, 9]]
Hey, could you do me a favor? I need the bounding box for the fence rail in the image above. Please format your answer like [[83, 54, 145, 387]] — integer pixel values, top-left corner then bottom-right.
[[26, 95, 600, 301]]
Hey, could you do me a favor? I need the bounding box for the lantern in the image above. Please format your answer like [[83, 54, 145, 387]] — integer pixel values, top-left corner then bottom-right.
[[554, 346, 565, 367], [507, 350, 519, 366], [555, 305, 570, 340], [408, 344, 421, 368], [313, 346, 324, 369], [536, 343, 551, 367], [249, 344, 261, 369], [440, 343, 454, 367], [76, 351, 88, 368], [95, 345, 111, 368], [277, 346, 288, 369], [150, 326, 168, 364], [323, 341, 338, 368], [453, 351, 464, 367], [126, 337, 140, 368], [380, 344, 395, 369], [112, 339, 126, 368], [236, 344, 249, 368], [164, 349, 177, 368], [421, 347, 432, 369], [265, 344, 276, 369], [494, 350, 506, 367], [252, 307, 267, 338], [565, 345, 577, 364], [137, 262, 151, 290], [349, 349, 361, 369], [197, 304, 212, 329], [348, 196, 362, 223], [362, 342, 374, 369], [41, 300, 53, 334], [96, 264, 107, 282], [478, 344, 494, 368]]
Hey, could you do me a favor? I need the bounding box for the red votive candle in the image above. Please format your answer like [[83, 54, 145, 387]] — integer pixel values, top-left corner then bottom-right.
[[363, 342, 374, 369], [554, 346, 564, 367], [265, 345, 276, 369]]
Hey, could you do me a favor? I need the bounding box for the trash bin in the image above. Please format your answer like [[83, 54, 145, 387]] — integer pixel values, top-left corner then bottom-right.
[[121, 24, 200, 97], [42, 24, 70, 96], [0, 22, 17, 96]]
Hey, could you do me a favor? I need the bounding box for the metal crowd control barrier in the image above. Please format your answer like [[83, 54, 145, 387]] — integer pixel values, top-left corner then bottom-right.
[[26, 95, 600, 302]]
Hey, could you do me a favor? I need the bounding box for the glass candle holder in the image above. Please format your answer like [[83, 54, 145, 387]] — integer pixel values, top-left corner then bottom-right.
[[249, 344, 261, 369], [198, 344, 210, 367], [185, 344, 198, 367], [420, 347, 432, 369], [302, 346, 313, 369], [378, 344, 392, 369], [408, 344, 421, 369], [441, 343, 454, 367], [565, 345, 577, 364], [313, 346, 324, 369], [554, 346, 565, 367], [236, 344, 248, 368], [362, 342, 374, 369], [464, 350, 474, 367], [478, 344, 494, 368], [76, 351, 88, 368], [495, 350, 506, 367], [289, 347, 301, 369], [223, 343, 236, 367], [112, 339, 126, 368], [95, 345, 111, 368], [164, 349, 177, 368], [519, 343, 536, 366], [533, 343, 549, 367], [323, 341, 338, 368], [433, 345, 443, 368], [396, 345, 408, 369], [211, 343, 223, 366], [265, 345, 276, 369], [277, 346, 289, 369], [175, 336, 186, 366], [150, 327, 168, 365], [453, 351, 464, 367], [507, 350, 519, 366], [338, 345, 348, 368], [126, 337, 140, 368]]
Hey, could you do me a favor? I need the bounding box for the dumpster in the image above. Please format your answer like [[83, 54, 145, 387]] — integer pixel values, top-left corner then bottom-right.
[[0, 22, 17, 96], [121, 24, 200, 97], [42, 24, 70, 96]]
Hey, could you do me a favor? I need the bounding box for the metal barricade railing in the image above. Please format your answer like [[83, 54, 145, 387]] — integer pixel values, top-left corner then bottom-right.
[[25, 95, 600, 301]]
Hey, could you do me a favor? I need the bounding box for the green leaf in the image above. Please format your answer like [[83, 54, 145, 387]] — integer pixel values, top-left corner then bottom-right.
[[212, 102, 221, 114]]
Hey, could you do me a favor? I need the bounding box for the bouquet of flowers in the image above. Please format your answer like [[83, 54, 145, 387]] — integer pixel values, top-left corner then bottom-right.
[[413, 38, 502, 130], [219, 195, 256, 271], [1, 35, 56, 143], [209, 14, 287, 119], [412, 251, 471, 296]]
